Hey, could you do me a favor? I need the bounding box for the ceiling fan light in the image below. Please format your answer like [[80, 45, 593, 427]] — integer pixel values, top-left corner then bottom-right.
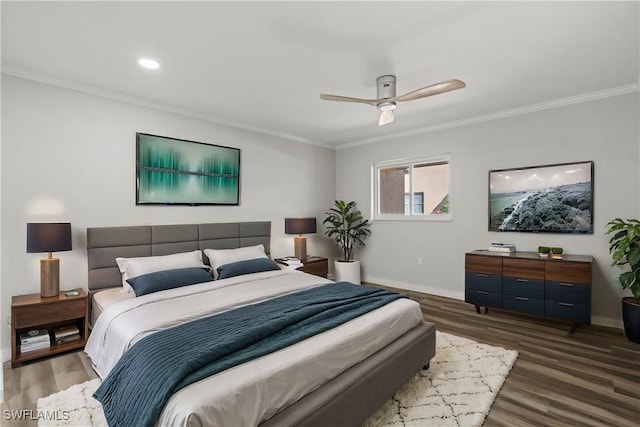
[[378, 109, 395, 126]]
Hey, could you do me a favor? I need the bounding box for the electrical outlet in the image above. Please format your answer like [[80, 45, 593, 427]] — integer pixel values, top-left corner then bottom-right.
[[417, 256, 424, 266]]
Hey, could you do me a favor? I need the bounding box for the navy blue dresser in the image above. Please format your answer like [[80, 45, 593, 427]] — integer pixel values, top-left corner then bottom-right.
[[465, 250, 592, 325]]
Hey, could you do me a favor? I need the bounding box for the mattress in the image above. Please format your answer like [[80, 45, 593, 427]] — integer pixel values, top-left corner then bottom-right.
[[91, 287, 133, 326], [85, 269, 422, 426]]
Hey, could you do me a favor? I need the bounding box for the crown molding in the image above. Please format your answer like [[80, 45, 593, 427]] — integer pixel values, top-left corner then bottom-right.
[[1, 66, 335, 150], [4, 66, 636, 152], [336, 83, 640, 150]]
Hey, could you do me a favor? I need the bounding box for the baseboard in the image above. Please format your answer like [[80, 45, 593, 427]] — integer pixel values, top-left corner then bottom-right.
[[2, 347, 10, 363], [591, 315, 624, 330], [363, 275, 623, 330], [363, 275, 465, 301]]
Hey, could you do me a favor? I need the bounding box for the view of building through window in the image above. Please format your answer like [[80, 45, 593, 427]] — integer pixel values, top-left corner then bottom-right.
[[376, 157, 450, 219]]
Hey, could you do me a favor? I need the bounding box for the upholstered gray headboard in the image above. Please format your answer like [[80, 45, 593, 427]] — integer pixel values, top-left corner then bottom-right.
[[86, 222, 271, 294]]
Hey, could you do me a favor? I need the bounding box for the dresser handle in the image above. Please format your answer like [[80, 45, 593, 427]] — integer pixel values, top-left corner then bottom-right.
[[559, 283, 575, 287], [476, 273, 489, 277], [476, 290, 489, 295], [516, 279, 529, 283], [516, 297, 529, 301], [559, 302, 574, 307]]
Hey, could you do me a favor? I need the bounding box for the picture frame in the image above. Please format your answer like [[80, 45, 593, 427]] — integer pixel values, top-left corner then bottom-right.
[[136, 133, 240, 206], [488, 160, 593, 233]]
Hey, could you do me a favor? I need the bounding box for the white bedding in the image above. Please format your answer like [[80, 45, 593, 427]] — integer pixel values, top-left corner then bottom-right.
[[85, 269, 423, 426], [91, 288, 133, 326]]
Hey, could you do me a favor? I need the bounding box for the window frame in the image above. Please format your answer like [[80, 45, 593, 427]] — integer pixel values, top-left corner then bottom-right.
[[372, 154, 452, 222]]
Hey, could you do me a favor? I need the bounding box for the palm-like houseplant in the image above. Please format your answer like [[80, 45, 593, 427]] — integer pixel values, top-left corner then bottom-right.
[[323, 200, 371, 283], [606, 218, 640, 343]]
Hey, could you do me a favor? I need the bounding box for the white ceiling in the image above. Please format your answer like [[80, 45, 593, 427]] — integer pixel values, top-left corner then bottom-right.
[[2, 1, 638, 148]]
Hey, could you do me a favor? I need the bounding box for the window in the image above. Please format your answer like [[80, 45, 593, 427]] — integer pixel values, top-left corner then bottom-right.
[[404, 192, 424, 214], [374, 155, 451, 221]]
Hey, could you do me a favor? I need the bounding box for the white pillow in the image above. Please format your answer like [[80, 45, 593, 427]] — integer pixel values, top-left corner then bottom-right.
[[115, 250, 208, 294], [204, 244, 268, 279]]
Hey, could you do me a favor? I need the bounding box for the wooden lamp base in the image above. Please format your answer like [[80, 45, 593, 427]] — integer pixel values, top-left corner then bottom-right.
[[40, 257, 60, 298], [294, 236, 308, 261]]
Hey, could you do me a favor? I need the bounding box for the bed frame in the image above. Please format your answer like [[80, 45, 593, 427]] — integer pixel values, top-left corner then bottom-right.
[[86, 221, 436, 426]]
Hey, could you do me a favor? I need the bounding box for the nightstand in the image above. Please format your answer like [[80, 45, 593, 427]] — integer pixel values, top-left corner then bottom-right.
[[11, 290, 88, 367], [299, 256, 329, 278]]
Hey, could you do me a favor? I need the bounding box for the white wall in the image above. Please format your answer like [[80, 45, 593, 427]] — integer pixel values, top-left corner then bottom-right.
[[336, 93, 639, 328], [0, 75, 336, 355]]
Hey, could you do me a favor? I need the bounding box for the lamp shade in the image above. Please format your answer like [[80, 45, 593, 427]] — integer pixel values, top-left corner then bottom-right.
[[284, 218, 317, 235], [27, 222, 72, 253]]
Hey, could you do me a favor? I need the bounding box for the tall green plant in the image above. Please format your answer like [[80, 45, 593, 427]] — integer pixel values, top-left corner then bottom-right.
[[323, 200, 371, 262], [606, 218, 640, 301]]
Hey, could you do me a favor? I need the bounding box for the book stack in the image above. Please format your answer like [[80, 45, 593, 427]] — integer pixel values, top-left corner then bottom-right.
[[53, 325, 81, 345], [19, 329, 51, 353], [275, 257, 304, 270], [489, 242, 516, 253]]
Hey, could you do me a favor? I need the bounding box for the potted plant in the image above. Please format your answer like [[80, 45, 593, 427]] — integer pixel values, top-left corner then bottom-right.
[[323, 200, 371, 284], [606, 218, 640, 343], [551, 247, 563, 260], [538, 246, 550, 258]]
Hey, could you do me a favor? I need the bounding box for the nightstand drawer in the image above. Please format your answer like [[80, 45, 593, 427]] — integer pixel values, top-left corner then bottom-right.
[[301, 262, 328, 277], [14, 298, 85, 329]]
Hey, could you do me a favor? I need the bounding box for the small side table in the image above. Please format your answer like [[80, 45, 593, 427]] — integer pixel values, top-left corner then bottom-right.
[[11, 290, 88, 367], [298, 256, 329, 278]]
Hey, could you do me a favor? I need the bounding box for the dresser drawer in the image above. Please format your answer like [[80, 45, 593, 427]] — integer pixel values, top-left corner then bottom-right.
[[503, 295, 544, 316], [503, 258, 545, 280], [13, 298, 86, 329], [465, 271, 502, 293], [465, 255, 502, 275], [503, 277, 544, 298], [545, 262, 591, 284], [465, 289, 501, 308], [545, 300, 590, 324], [545, 281, 590, 305]]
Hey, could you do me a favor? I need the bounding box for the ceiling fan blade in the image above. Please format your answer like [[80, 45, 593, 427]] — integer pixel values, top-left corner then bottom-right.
[[320, 94, 380, 106], [378, 109, 395, 126], [395, 79, 466, 103]]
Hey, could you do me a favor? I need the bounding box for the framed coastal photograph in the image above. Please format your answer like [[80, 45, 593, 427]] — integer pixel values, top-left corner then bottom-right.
[[136, 133, 240, 205], [488, 160, 593, 233]]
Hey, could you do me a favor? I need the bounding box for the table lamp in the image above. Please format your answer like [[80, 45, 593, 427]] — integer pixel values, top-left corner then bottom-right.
[[284, 218, 317, 261], [27, 222, 72, 298]]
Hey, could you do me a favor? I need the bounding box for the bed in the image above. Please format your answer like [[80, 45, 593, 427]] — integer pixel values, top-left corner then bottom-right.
[[85, 222, 436, 426]]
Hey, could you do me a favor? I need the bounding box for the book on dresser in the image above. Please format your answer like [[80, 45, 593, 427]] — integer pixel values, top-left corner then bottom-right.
[[488, 242, 516, 252]]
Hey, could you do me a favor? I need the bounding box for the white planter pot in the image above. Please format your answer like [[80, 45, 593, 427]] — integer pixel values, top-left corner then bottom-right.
[[334, 260, 361, 284]]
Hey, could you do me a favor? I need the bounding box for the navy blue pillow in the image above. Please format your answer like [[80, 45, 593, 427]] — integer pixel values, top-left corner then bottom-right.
[[126, 267, 213, 296], [216, 258, 280, 280]]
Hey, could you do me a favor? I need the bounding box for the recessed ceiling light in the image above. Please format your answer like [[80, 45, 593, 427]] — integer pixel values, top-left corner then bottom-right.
[[138, 58, 159, 69]]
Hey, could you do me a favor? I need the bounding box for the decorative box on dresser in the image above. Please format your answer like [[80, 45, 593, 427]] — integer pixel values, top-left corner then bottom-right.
[[465, 250, 592, 325], [11, 290, 89, 367]]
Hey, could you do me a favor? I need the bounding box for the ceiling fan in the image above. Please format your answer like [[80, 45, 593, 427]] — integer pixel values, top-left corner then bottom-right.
[[320, 75, 466, 126]]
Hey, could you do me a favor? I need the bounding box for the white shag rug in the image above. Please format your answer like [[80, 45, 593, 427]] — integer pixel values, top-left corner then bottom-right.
[[37, 332, 517, 427]]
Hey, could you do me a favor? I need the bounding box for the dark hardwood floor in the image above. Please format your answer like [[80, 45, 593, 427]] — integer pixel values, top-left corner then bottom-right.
[[2, 287, 639, 426], [380, 286, 640, 427]]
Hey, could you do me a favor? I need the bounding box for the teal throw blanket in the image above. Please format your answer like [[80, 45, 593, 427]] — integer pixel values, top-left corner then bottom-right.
[[93, 282, 405, 427]]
